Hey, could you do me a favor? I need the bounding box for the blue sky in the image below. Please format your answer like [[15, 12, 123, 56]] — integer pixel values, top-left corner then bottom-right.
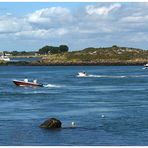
[[0, 3, 93, 16], [0, 2, 148, 51]]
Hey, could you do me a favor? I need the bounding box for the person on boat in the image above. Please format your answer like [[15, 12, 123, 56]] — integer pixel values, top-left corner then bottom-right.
[[24, 78, 28, 82], [71, 121, 76, 127], [33, 80, 37, 84], [83, 71, 88, 75]]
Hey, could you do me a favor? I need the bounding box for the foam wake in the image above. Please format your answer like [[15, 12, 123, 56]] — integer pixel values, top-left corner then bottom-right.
[[77, 74, 126, 78], [77, 74, 148, 78], [89, 75, 126, 78], [43, 84, 62, 88]]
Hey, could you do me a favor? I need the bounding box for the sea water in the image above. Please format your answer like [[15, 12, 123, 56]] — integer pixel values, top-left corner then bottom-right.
[[0, 66, 148, 145]]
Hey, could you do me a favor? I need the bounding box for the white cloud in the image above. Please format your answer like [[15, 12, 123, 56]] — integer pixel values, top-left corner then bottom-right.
[[0, 15, 32, 34], [6, 13, 12, 16], [128, 32, 148, 42], [1, 3, 148, 51], [85, 3, 121, 16], [15, 28, 68, 39], [27, 7, 73, 28], [121, 15, 148, 23], [0, 17, 21, 33]]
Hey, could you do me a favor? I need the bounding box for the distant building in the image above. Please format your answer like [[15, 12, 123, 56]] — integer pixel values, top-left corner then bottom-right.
[[5, 53, 11, 56]]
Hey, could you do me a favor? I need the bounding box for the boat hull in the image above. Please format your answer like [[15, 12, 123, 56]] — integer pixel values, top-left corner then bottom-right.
[[13, 80, 43, 87]]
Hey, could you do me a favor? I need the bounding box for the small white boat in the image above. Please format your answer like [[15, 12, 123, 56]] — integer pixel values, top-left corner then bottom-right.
[[0, 55, 10, 61], [143, 63, 148, 69], [78, 71, 88, 77], [144, 63, 148, 67]]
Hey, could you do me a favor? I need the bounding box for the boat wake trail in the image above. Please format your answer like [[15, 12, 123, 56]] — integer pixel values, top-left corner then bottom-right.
[[89, 75, 126, 78], [43, 84, 62, 88], [77, 74, 148, 78], [77, 74, 126, 78], [131, 75, 148, 78]]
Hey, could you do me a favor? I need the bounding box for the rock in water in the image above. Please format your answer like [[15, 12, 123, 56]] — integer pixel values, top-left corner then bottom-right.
[[40, 118, 62, 129]]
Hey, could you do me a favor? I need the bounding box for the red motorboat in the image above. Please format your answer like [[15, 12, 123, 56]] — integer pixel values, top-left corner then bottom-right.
[[13, 79, 43, 87]]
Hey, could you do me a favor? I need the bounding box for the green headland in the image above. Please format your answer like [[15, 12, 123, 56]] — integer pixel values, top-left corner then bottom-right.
[[1, 45, 148, 66]]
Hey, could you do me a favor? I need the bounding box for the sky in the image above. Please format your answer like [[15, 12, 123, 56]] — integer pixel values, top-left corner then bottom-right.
[[0, 2, 148, 51]]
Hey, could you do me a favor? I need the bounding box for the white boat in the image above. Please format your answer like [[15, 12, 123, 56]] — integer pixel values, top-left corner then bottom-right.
[[0, 55, 10, 61], [143, 63, 148, 69], [78, 71, 88, 77], [144, 63, 148, 67]]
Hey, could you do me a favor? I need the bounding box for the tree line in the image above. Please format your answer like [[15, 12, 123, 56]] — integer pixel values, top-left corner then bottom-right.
[[38, 45, 69, 54], [2, 44, 69, 56]]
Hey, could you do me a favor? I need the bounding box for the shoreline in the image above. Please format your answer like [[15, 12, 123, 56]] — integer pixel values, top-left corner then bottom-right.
[[0, 61, 146, 66], [2, 45, 148, 66]]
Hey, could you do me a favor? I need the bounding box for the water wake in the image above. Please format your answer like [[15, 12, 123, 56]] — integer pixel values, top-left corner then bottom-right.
[[43, 84, 62, 88], [77, 74, 148, 78], [89, 75, 126, 78]]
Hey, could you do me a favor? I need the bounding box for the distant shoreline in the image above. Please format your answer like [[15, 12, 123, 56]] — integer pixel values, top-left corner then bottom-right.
[[1, 45, 148, 66], [0, 61, 145, 66]]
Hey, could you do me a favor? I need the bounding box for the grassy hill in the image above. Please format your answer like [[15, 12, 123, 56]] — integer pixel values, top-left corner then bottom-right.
[[1, 45, 148, 66], [39, 45, 148, 65]]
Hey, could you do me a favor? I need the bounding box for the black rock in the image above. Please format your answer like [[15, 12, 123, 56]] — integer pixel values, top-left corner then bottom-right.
[[40, 118, 62, 129]]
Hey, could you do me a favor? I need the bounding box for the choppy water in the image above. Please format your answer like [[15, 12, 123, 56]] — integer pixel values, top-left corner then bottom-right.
[[1, 66, 148, 145]]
